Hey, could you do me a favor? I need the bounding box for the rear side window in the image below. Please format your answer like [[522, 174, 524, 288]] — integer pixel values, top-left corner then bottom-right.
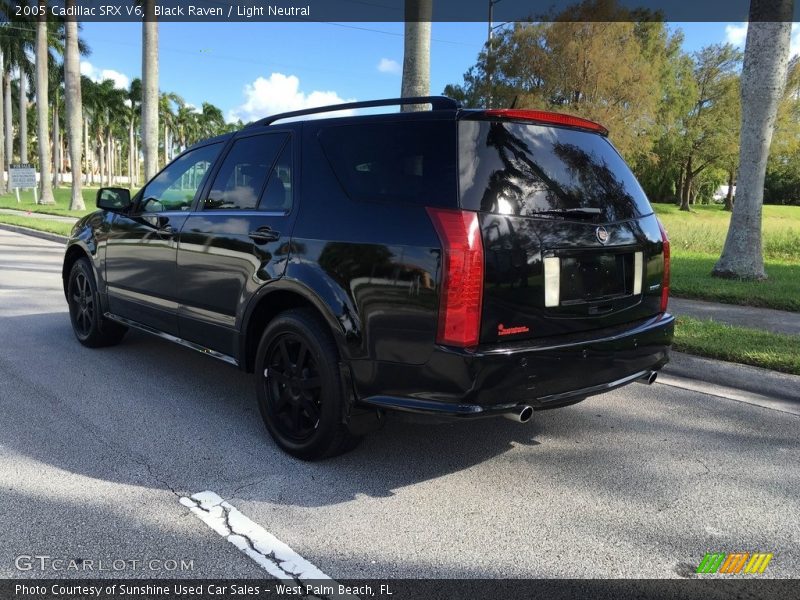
[[459, 120, 652, 221], [319, 121, 457, 207], [204, 133, 288, 211]]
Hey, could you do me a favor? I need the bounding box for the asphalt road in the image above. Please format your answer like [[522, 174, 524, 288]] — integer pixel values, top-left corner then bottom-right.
[[1, 228, 798, 581]]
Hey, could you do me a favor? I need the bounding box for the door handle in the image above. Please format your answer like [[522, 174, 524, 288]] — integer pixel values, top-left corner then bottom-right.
[[249, 227, 280, 243], [156, 225, 175, 238]]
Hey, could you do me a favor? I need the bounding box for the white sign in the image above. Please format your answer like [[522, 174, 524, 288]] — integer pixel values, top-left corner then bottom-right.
[[9, 164, 36, 189]]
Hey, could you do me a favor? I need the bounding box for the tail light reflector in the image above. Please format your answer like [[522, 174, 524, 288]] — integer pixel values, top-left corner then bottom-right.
[[658, 219, 670, 312], [426, 208, 484, 348]]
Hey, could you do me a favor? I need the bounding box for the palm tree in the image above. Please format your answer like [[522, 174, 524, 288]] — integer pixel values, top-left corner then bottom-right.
[[64, 0, 84, 209], [0, 49, 6, 194], [141, 0, 158, 180], [35, 0, 55, 204], [159, 91, 181, 164], [0, 14, 35, 165], [125, 78, 142, 187], [713, 0, 794, 280], [401, 0, 432, 112], [90, 80, 125, 186]]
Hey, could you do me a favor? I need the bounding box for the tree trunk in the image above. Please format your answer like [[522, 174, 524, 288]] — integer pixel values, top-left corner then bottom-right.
[[64, 8, 85, 209], [142, 2, 159, 180], [3, 71, 11, 168], [679, 157, 692, 211], [52, 103, 60, 188], [400, 0, 432, 112], [164, 123, 169, 164], [98, 137, 105, 187], [713, 1, 793, 280], [35, 2, 55, 204], [723, 168, 735, 211], [0, 52, 6, 194], [18, 72, 27, 164], [128, 120, 134, 186]]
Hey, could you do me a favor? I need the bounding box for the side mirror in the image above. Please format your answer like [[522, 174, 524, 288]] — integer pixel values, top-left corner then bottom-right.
[[96, 187, 131, 211]]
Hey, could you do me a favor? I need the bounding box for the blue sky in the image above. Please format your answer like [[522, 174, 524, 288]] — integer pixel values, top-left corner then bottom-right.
[[75, 21, 790, 123]]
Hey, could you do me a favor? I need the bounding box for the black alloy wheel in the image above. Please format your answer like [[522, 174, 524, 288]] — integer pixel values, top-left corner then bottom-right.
[[264, 333, 323, 442], [67, 258, 127, 347], [255, 308, 360, 460]]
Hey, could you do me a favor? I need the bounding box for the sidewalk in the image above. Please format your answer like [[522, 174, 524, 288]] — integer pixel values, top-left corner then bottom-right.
[[670, 297, 800, 336], [0, 208, 79, 224]]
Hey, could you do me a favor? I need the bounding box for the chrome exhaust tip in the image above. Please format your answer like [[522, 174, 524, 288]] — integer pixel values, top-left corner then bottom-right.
[[504, 405, 534, 423], [640, 371, 658, 385]]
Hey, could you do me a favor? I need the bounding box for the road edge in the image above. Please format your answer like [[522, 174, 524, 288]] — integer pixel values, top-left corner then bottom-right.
[[0, 223, 68, 244], [663, 351, 799, 403]]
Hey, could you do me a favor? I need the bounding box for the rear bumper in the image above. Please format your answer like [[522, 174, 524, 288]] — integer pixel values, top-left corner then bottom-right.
[[351, 313, 674, 417]]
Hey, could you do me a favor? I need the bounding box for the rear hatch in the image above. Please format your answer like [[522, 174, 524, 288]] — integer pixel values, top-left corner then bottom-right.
[[457, 111, 668, 344]]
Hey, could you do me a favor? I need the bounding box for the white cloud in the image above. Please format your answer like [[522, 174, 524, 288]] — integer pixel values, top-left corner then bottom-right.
[[377, 58, 401, 75], [80, 61, 130, 89], [227, 73, 355, 123], [725, 22, 800, 56], [724, 23, 748, 47]]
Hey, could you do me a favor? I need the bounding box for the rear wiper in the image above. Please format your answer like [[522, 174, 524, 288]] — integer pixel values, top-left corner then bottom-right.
[[534, 208, 602, 219]]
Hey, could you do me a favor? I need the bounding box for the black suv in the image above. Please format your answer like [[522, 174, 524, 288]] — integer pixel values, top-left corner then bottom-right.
[[63, 96, 674, 460]]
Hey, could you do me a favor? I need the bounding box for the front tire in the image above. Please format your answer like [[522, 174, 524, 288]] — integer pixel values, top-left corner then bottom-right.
[[255, 309, 360, 460], [67, 258, 127, 348]]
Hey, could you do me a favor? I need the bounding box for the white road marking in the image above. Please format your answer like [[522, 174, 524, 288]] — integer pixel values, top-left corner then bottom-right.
[[656, 374, 800, 416], [180, 490, 352, 595]]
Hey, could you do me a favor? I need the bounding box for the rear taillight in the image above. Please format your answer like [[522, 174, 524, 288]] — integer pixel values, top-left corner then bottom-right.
[[482, 109, 609, 136], [658, 219, 670, 312], [426, 208, 484, 348]]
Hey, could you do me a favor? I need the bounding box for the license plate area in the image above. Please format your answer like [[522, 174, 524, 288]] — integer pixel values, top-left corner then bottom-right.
[[543, 249, 642, 307]]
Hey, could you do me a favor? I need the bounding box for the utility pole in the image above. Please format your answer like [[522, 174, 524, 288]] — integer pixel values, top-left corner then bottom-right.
[[487, 0, 506, 108]]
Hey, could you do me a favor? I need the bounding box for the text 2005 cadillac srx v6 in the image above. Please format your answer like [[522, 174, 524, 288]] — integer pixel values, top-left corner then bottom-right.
[[63, 97, 674, 459]]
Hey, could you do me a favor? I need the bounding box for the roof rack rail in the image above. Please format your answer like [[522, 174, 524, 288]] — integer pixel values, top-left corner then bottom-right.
[[247, 96, 460, 128]]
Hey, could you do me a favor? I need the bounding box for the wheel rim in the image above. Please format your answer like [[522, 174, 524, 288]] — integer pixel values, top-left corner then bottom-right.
[[71, 272, 95, 337], [263, 334, 323, 442]]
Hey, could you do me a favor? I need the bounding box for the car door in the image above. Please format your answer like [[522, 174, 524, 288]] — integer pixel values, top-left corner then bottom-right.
[[176, 131, 299, 356], [104, 142, 224, 335]]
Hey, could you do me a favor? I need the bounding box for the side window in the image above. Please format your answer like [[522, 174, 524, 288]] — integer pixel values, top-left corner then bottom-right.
[[259, 140, 293, 212], [139, 143, 222, 213], [204, 134, 286, 211], [318, 121, 456, 207]]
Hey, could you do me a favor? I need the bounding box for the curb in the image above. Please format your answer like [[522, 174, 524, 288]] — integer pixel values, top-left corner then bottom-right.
[[0, 223, 68, 244], [663, 351, 800, 403]]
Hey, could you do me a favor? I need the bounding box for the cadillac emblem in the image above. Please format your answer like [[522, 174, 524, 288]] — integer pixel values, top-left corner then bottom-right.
[[596, 226, 609, 244]]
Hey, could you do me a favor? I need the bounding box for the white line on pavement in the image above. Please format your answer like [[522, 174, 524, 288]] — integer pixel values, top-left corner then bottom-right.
[[657, 374, 800, 416], [180, 490, 355, 597]]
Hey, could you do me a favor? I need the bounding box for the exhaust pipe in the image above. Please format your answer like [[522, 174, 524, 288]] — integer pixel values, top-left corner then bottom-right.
[[504, 405, 534, 423], [639, 371, 658, 385]]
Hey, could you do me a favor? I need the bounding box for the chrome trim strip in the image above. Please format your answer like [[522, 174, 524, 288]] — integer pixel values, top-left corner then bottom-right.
[[104, 312, 239, 366]]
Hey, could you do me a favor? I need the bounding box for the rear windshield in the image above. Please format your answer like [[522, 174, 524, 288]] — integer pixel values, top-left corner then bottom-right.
[[458, 120, 652, 221], [319, 120, 457, 207]]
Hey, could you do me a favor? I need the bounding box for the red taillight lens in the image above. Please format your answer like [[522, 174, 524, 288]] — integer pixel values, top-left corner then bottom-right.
[[658, 219, 670, 312], [482, 109, 609, 136], [426, 208, 484, 348]]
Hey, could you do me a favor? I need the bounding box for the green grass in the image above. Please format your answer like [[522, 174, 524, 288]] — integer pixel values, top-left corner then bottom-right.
[[670, 252, 799, 312], [674, 316, 800, 376], [0, 214, 74, 237], [654, 203, 800, 261], [0, 187, 99, 217], [654, 204, 800, 312]]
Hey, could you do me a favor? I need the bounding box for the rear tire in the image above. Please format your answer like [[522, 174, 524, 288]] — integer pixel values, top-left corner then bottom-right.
[[255, 308, 361, 460], [67, 258, 127, 348]]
